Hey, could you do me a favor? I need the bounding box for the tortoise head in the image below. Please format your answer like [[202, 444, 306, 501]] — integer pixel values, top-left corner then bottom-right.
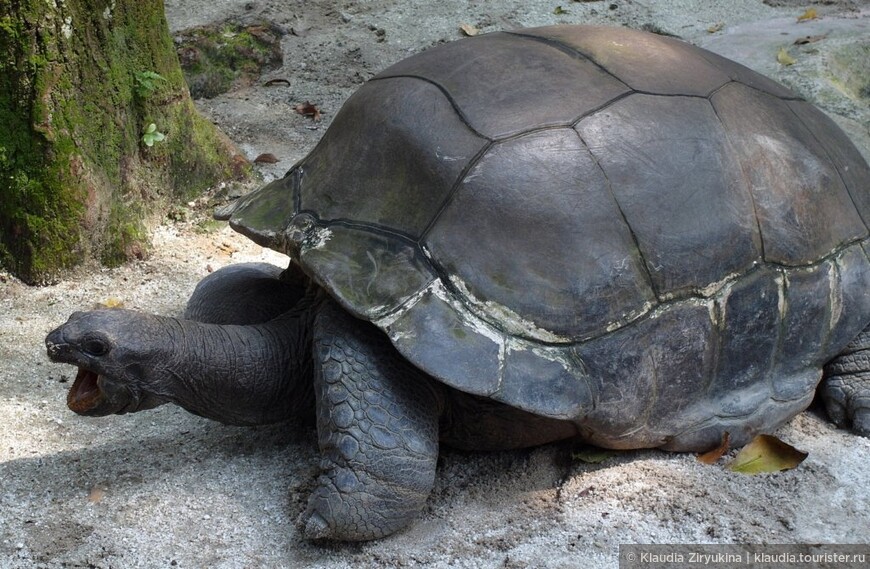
[[45, 310, 168, 416]]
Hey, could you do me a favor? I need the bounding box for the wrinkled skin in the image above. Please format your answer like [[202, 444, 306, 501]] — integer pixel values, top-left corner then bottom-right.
[[822, 329, 870, 437], [46, 303, 316, 426]]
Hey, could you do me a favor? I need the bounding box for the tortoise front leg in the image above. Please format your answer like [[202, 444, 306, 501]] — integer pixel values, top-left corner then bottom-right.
[[823, 327, 870, 436], [302, 300, 442, 541]]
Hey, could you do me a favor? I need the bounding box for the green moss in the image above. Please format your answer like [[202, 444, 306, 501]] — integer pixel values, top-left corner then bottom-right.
[[0, 138, 87, 282], [0, 9, 86, 282], [176, 21, 283, 99], [101, 198, 148, 267], [0, 0, 248, 283]]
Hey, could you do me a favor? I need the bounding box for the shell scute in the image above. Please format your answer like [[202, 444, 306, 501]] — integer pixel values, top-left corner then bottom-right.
[[375, 31, 629, 138], [711, 82, 867, 265], [426, 128, 654, 341], [298, 77, 487, 238], [576, 94, 762, 296], [511, 25, 731, 96]]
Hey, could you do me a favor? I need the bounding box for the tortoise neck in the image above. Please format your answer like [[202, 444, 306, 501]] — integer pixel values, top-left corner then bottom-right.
[[157, 295, 320, 425]]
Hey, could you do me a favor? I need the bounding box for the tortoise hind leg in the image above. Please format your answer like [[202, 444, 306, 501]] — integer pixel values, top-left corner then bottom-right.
[[302, 299, 442, 541], [822, 327, 870, 436]]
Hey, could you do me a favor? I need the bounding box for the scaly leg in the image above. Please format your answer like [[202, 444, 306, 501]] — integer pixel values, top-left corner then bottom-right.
[[301, 300, 442, 540], [822, 327, 870, 436]]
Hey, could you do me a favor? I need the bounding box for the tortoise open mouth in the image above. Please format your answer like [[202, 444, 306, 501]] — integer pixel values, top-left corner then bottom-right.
[[62, 364, 162, 416], [67, 367, 106, 414]]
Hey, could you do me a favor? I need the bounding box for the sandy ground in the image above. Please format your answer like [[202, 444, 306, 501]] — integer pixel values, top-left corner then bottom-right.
[[2, 1, 869, 567]]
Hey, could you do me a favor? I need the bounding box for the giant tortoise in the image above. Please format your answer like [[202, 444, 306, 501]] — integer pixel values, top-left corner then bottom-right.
[[45, 25, 870, 541]]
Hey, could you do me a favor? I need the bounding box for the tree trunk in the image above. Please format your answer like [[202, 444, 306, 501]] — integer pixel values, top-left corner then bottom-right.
[[0, 0, 248, 284]]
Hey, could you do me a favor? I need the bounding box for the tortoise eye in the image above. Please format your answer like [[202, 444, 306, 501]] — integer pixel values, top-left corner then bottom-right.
[[82, 338, 109, 357]]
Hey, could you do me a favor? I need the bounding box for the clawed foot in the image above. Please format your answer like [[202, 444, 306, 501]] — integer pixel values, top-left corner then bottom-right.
[[820, 374, 870, 437], [300, 464, 430, 541]]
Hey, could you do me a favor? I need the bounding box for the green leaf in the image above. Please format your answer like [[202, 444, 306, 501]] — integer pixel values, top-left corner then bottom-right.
[[727, 434, 807, 474], [133, 70, 166, 98], [137, 70, 165, 81], [142, 123, 165, 147], [554, 6, 568, 15], [573, 446, 618, 464], [777, 47, 796, 66], [796, 8, 818, 22]]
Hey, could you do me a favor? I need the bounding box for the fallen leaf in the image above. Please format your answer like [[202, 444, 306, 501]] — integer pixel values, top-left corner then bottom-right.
[[777, 47, 796, 66], [263, 78, 291, 87], [727, 434, 807, 474], [554, 6, 568, 15], [294, 101, 322, 121], [88, 487, 105, 503], [573, 446, 618, 464], [794, 34, 826, 45], [707, 22, 724, 33], [697, 432, 730, 465], [797, 8, 818, 23], [459, 23, 479, 37], [96, 297, 124, 309], [253, 153, 279, 164], [217, 241, 238, 255]]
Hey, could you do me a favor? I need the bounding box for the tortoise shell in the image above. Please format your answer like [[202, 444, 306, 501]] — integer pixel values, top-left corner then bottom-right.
[[223, 26, 870, 450]]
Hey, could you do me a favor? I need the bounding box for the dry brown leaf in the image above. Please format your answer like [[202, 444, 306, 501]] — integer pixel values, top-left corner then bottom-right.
[[459, 23, 479, 37], [217, 241, 238, 255], [797, 8, 818, 22], [794, 34, 827, 45], [727, 434, 808, 474], [697, 432, 731, 464], [777, 47, 796, 66], [707, 22, 724, 34], [294, 101, 322, 121], [88, 487, 105, 503], [253, 153, 279, 164], [263, 78, 291, 87]]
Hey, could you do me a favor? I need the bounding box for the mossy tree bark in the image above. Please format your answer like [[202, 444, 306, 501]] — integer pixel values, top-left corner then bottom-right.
[[0, 0, 248, 284]]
